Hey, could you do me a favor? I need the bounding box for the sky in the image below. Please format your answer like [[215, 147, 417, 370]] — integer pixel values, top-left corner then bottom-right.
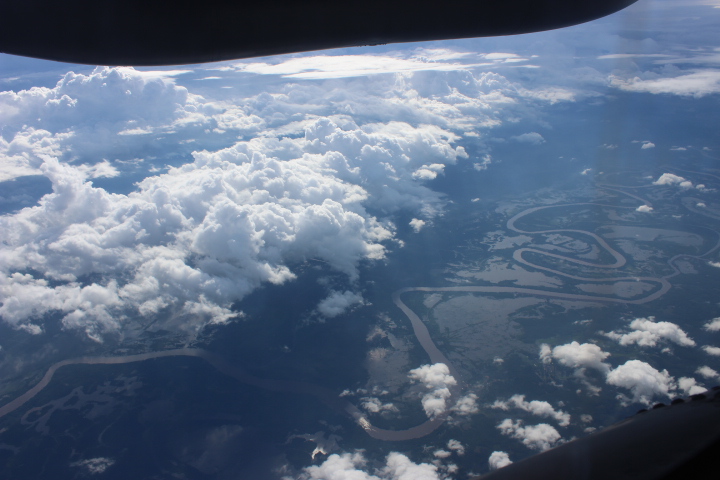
[[1, 0, 720, 477]]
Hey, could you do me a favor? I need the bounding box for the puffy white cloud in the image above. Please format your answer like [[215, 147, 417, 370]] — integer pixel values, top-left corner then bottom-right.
[[0, 104, 483, 337], [641, 142, 656, 149], [604, 317, 695, 348], [417, 386, 452, 419], [408, 363, 457, 419], [297, 451, 442, 480], [539, 343, 553, 364], [452, 393, 479, 416], [409, 218, 426, 233], [491, 394, 570, 427], [497, 419, 562, 451], [678, 377, 707, 396], [3, 55, 591, 339], [704, 318, 720, 331], [653, 173, 684, 185], [0, 67, 216, 182], [297, 451, 378, 480], [318, 291, 365, 318], [382, 452, 441, 480], [696, 365, 719, 379], [360, 397, 398, 414], [488, 451, 513, 470], [636, 205, 653, 213], [0, 146, 397, 336], [702, 345, 720, 356], [542, 341, 611, 374], [446, 439, 465, 455], [652, 173, 694, 188], [606, 360, 676, 405]]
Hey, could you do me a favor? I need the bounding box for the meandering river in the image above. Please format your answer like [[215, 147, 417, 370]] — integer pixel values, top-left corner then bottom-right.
[[1, 196, 714, 441]]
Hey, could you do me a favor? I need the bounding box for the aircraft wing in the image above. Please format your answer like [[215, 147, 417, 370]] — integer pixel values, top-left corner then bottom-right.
[[0, 0, 638, 66]]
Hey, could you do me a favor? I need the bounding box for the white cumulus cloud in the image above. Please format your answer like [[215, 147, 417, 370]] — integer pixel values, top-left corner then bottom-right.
[[636, 205, 653, 213], [652, 173, 694, 188], [678, 377, 707, 396], [497, 419, 562, 451], [491, 394, 570, 426], [704, 318, 720, 331], [408, 363, 457, 419], [446, 439, 465, 455], [488, 451, 513, 470], [409, 218, 426, 233], [297, 451, 442, 480], [604, 317, 695, 348], [606, 360, 676, 405], [452, 393, 479, 416], [696, 365, 719, 379], [541, 341, 611, 374], [703, 345, 720, 356]]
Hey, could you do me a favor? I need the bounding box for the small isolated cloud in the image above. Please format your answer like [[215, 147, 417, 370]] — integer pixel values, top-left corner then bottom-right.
[[409, 218, 426, 233], [641, 142, 656, 149], [678, 377, 707, 396], [636, 205, 653, 213], [670, 146, 687, 151], [298, 451, 442, 480], [317, 290, 365, 318], [497, 419, 562, 451], [652, 173, 694, 188], [604, 317, 695, 348], [541, 341, 611, 374], [447, 439, 465, 455], [408, 363, 457, 419], [473, 154, 492, 171], [491, 394, 570, 426], [360, 397, 398, 414], [70, 457, 115, 475], [511, 132, 545, 145], [488, 451, 513, 470], [433, 449, 451, 459], [704, 318, 720, 331], [703, 345, 720, 356], [606, 360, 676, 405], [581, 168, 592, 175], [709, 261, 720, 268], [412, 163, 446, 181], [452, 393, 479, 416], [696, 365, 719, 379]]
